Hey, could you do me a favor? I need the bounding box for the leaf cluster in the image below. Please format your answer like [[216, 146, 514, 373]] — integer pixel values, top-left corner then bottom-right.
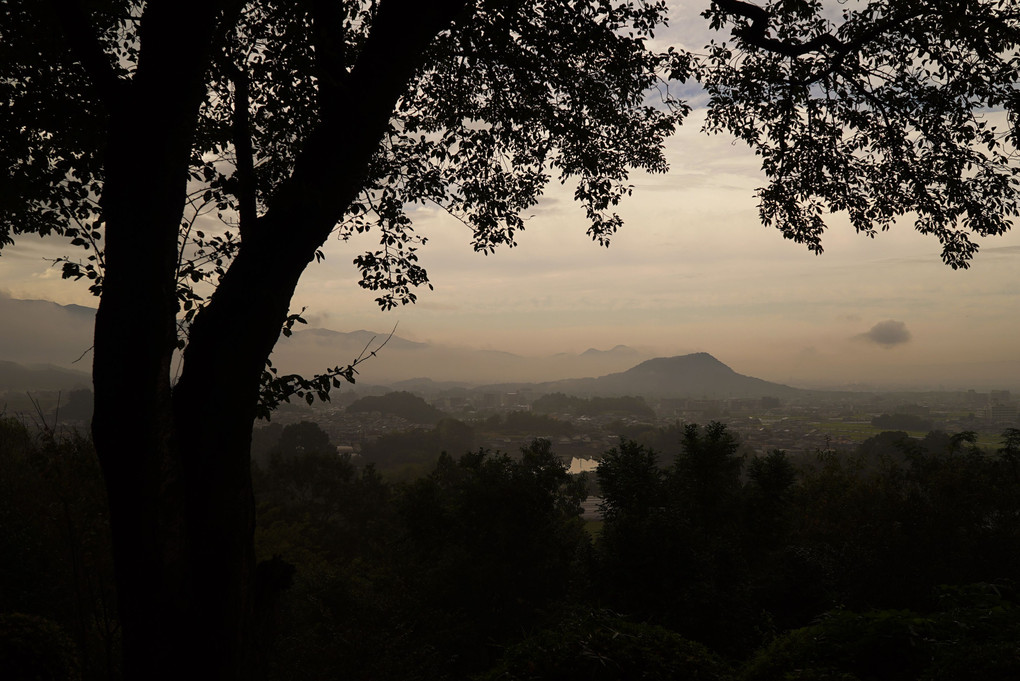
[[3, 1, 686, 312], [700, 0, 1020, 267]]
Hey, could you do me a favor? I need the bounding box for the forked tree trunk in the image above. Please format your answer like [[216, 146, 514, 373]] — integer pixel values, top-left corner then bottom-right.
[[93, 172, 269, 679], [87, 3, 248, 678], [86, 2, 467, 678]]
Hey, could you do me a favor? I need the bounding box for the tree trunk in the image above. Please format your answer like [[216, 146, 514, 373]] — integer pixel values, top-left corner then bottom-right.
[[89, 3, 239, 678], [87, 2, 468, 678]]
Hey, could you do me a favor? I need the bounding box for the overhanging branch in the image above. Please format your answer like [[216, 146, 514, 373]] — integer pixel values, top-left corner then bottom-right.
[[713, 0, 844, 57], [256, 0, 469, 251], [308, 0, 350, 113], [48, 0, 128, 110]]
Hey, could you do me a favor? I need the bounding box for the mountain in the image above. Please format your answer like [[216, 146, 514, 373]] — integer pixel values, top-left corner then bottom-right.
[[0, 296, 794, 395], [580, 344, 641, 359], [299, 327, 429, 352], [0, 293, 95, 368], [0, 360, 91, 391], [270, 327, 650, 384], [536, 352, 801, 399], [0, 295, 651, 384]]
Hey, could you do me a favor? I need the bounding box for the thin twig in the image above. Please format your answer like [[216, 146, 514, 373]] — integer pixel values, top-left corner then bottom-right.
[[71, 345, 94, 364]]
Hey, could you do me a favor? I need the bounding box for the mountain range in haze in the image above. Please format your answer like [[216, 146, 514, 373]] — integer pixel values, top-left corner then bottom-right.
[[1, 350, 798, 401], [0, 294, 654, 387], [0, 293, 95, 367], [2, 293, 1017, 392], [0, 360, 90, 392], [0, 295, 794, 396], [270, 327, 649, 385]]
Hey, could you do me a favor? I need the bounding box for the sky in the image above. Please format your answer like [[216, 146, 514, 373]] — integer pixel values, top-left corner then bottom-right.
[[2, 2, 1019, 391]]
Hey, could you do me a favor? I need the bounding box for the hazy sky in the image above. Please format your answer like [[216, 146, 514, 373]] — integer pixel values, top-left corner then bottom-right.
[[2, 3, 1019, 390]]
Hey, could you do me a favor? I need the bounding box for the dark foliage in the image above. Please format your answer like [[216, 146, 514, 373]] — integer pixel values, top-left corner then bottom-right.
[[0, 613, 82, 681], [358, 417, 477, 478], [394, 440, 589, 674], [0, 419, 118, 680], [5, 422, 1020, 679], [346, 391, 448, 425], [594, 425, 758, 655], [742, 583, 1020, 681], [703, 0, 1020, 268], [480, 608, 733, 681]]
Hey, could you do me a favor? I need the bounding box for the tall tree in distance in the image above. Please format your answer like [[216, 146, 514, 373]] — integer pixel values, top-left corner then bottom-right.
[[2, 0, 1019, 678]]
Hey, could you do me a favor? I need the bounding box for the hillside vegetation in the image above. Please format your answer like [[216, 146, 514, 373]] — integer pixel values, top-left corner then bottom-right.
[[3, 416, 1019, 679]]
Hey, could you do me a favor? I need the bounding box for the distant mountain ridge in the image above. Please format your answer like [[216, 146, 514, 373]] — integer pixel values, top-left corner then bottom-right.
[[0, 360, 91, 391], [533, 352, 800, 399], [0, 295, 652, 384], [302, 327, 429, 352], [3, 295, 1018, 391], [271, 326, 651, 384], [0, 293, 95, 368], [580, 345, 640, 358], [0, 295, 794, 396]]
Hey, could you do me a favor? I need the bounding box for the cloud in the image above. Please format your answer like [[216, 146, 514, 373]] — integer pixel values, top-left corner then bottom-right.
[[856, 320, 912, 347]]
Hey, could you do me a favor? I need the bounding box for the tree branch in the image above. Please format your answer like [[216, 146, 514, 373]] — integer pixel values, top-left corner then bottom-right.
[[174, 0, 471, 432], [713, 0, 844, 57], [231, 67, 258, 240], [257, 0, 469, 251], [308, 0, 350, 115], [47, 0, 127, 110], [714, 0, 931, 90]]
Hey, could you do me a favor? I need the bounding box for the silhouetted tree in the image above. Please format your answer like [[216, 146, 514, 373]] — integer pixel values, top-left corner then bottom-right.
[[0, 613, 82, 681], [745, 448, 797, 550], [358, 417, 476, 476], [597, 439, 665, 524], [999, 427, 1020, 482], [271, 420, 334, 459], [395, 440, 588, 674], [2, 3, 678, 675], [743, 584, 1020, 681], [596, 425, 756, 654], [673, 421, 745, 531], [702, 0, 1020, 268], [787, 431, 1020, 615]]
